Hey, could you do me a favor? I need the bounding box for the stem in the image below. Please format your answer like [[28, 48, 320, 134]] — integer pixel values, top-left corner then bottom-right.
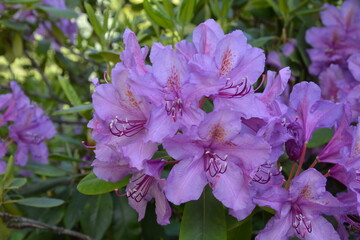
[[295, 143, 307, 177], [309, 156, 319, 169], [285, 161, 297, 190], [0, 212, 94, 240]]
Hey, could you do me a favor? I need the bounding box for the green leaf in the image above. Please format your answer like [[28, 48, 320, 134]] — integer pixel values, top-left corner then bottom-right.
[[2, 156, 14, 187], [3, 0, 39, 4], [25, 161, 67, 177], [143, 0, 174, 29], [58, 76, 82, 106], [5, 178, 27, 190], [249, 36, 276, 47], [99, 50, 121, 63], [84, 3, 104, 42], [49, 154, 85, 163], [0, 20, 28, 31], [16, 197, 64, 208], [110, 195, 142, 240], [54, 134, 83, 147], [12, 34, 23, 58], [52, 104, 93, 116], [36, 6, 77, 19], [297, 8, 324, 17], [64, 190, 90, 229], [163, 0, 174, 18], [80, 193, 113, 240], [307, 128, 334, 148], [178, 0, 196, 25], [77, 172, 130, 195], [21, 176, 74, 197], [180, 187, 227, 240], [227, 215, 252, 240]]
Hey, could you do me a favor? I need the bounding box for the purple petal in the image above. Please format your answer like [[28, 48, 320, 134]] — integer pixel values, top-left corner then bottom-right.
[[192, 19, 224, 56], [348, 53, 360, 81], [14, 142, 29, 166], [163, 132, 204, 161], [198, 110, 243, 142], [30, 142, 49, 164], [120, 29, 148, 75], [122, 141, 158, 170], [0, 160, 7, 174], [175, 40, 197, 61], [303, 216, 340, 240], [152, 179, 171, 225], [212, 162, 249, 211], [146, 107, 179, 143], [128, 195, 148, 221], [164, 158, 207, 205], [260, 67, 291, 104], [256, 213, 292, 240]]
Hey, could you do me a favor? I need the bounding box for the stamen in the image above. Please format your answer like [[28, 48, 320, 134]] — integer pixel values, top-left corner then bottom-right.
[[114, 188, 127, 197], [81, 141, 96, 149], [204, 151, 228, 177], [127, 173, 154, 202], [292, 206, 312, 237], [104, 71, 109, 83], [164, 97, 183, 122], [109, 118, 146, 137], [252, 163, 281, 184]]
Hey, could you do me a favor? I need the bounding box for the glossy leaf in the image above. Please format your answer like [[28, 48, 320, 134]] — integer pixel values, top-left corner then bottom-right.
[[25, 161, 67, 177], [16, 197, 64, 208], [0, 20, 28, 31], [180, 187, 227, 240], [80, 193, 113, 240], [77, 171, 130, 195], [110, 195, 142, 240], [52, 104, 93, 116], [179, 0, 195, 25], [143, 0, 174, 29], [84, 3, 104, 41], [5, 178, 27, 190], [307, 128, 334, 148], [64, 190, 90, 229], [36, 6, 77, 19]]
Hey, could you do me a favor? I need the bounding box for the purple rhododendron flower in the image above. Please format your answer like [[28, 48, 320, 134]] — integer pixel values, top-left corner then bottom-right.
[[163, 110, 271, 216], [88, 63, 157, 169], [255, 169, 344, 239], [0, 81, 55, 168], [126, 159, 171, 225], [285, 82, 343, 160]]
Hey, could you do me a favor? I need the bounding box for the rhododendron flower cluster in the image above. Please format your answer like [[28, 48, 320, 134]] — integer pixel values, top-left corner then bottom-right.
[[306, 0, 360, 120], [0, 82, 56, 174], [88, 18, 360, 239], [0, 0, 77, 50]]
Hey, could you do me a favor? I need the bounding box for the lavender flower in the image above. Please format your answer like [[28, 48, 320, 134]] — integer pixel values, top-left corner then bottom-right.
[[255, 169, 343, 239], [163, 110, 270, 215]]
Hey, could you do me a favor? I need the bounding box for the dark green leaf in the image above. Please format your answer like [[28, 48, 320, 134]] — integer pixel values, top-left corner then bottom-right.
[[64, 190, 90, 229], [99, 50, 121, 63], [110, 195, 142, 240], [52, 104, 93, 116], [36, 6, 77, 19], [54, 134, 83, 147], [84, 3, 104, 41], [58, 76, 82, 106], [307, 128, 334, 148], [16, 197, 64, 208], [80, 193, 113, 240], [180, 187, 227, 240], [25, 162, 67, 177], [0, 20, 28, 31], [179, 0, 196, 25], [227, 215, 252, 240], [77, 172, 130, 195], [249, 36, 276, 47], [49, 154, 85, 163], [143, 0, 174, 29], [5, 178, 27, 190], [2, 156, 14, 187]]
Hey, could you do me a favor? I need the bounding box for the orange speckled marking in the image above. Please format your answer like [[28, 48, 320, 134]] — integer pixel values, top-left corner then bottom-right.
[[220, 49, 234, 76], [210, 124, 226, 143]]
